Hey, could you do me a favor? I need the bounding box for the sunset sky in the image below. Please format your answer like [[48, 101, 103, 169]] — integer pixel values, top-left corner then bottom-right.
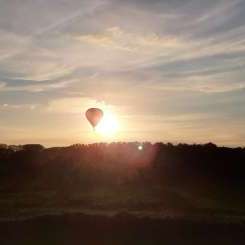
[[0, 0, 245, 146]]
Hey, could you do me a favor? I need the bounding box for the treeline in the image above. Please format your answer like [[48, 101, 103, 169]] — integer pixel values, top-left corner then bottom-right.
[[0, 142, 245, 192]]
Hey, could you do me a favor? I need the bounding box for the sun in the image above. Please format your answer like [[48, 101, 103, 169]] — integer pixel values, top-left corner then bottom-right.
[[96, 111, 119, 137]]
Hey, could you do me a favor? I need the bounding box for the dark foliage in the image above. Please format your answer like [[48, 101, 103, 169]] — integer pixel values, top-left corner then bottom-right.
[[1, 143, 245, 244], [1, 213, 245, 245], [0, 142, 245, 193]]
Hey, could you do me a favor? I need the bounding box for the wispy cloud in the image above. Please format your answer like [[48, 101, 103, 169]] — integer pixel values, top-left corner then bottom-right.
[[0, 80, 76, 93], [76, 27, 184, 52], [46, 96, 118, 115], [46, 97, 98, 114], [0, 103, 38, 111], [0, 0, 245, 145], [0, 82, 6, 89]]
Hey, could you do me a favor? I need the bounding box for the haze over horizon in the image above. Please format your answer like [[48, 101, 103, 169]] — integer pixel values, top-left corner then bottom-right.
[[0, 0, 245, 146]]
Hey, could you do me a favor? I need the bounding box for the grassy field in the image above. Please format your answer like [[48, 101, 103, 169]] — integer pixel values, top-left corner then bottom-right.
[[0, 184, 244, 222], [1, 212, 245, 245], [1, 144, 245, 243]]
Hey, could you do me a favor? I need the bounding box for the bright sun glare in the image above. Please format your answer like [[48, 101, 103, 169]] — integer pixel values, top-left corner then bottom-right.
[[96, 111, 119, 137]]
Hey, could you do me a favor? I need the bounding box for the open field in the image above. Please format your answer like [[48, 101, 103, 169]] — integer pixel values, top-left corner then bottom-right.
[[0, 143, 245, 243], [1, 212, 245, 245]]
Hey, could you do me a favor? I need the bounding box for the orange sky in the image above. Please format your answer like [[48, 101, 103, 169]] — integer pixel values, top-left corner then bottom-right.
[[0, 0, 245, 146]]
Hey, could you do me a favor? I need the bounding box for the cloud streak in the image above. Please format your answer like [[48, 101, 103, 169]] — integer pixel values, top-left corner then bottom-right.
[[0, 80, 76, 93], [0, 0, 245, 145]]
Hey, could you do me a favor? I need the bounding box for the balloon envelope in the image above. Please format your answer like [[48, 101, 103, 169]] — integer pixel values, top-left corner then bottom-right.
[[85, 108, 103, 128]]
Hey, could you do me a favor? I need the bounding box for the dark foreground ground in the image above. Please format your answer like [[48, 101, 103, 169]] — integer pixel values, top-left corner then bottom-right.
[[1, 143, 245, 244], [0, 213, 245, 245]]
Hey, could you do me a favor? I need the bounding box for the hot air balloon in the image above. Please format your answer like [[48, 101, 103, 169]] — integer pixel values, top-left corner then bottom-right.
[[85, 108, 103, 130]]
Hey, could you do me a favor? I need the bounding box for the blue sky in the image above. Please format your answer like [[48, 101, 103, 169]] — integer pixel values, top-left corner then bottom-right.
[[0, 0, 245, 146]]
